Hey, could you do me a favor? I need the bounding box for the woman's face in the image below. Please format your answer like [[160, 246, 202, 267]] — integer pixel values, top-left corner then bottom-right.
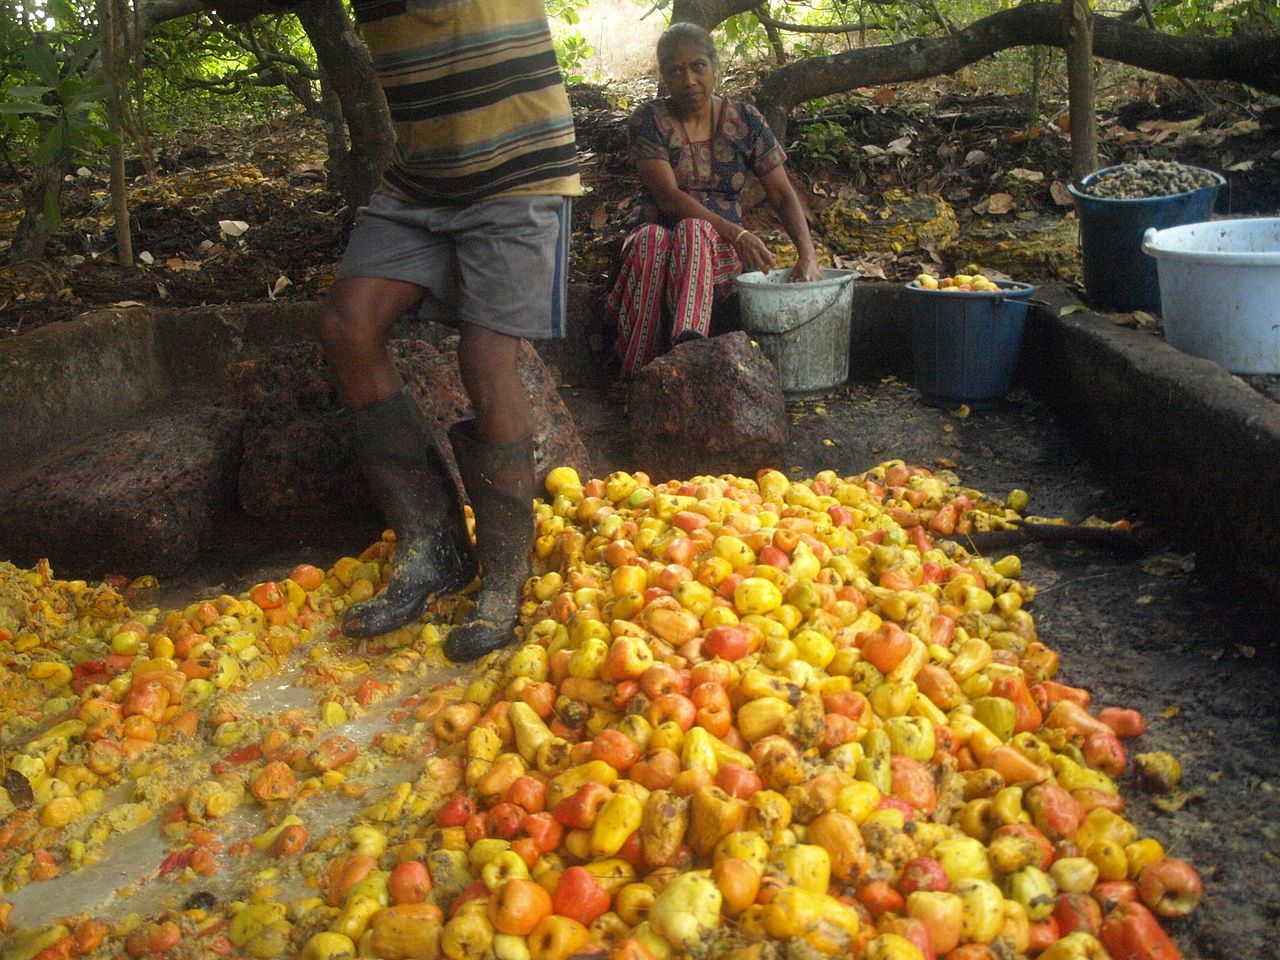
[[660, 41, 717, 115]]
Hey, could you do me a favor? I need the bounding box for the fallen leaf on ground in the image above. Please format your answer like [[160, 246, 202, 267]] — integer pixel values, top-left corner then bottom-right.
[[1143, 552, 1196, 576], [987, 193, 1015, 213], [219, 219, 250, 237], [1059, 304, 1087, 316], [1050, 181, 1074, 206], [1152, 789, 1206, 814]]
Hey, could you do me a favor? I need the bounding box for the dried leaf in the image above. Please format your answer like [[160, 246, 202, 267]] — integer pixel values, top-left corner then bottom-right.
[[1236, 644, 1256, 659], [268, 275, 292, 300], [1059, 305, 1088, 316], [952, 404, 970, 418], [887, 136, 913, 156], [1227, 160, 1255, 172], [1008, 168, 1044, 182], [1137, 116, 1204, 135], [852, 259, 887, 280], [822, 438, 838, 447], [219, 219, 250, 237], [138, 251, 155, 265], [986, 193, 1015, 214], [3, 769, 33, 809], [1143, 552, 1196, 576], [1151, 789, 1206, 814], [1050, 181, 1074, 206], [862, 145, 887, 157], [1161, 705, 1180, 719], [110, 300, 146, 308], [964, 149, 987, 167], [589, 206, 607, 230], [872, 85, 896, 105], [1131, 311, 1158, 328]]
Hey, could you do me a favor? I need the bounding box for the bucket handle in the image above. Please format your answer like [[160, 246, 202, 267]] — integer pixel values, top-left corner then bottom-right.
[[749, 275, 857, 340], [1001, 296, 1051, 311]]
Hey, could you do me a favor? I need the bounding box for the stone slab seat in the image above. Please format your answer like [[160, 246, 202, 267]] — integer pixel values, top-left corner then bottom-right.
[[0, 402, 246, 577]]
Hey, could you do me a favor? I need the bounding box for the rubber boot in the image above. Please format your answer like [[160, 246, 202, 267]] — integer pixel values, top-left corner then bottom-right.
[[342, 388, 477, 638], [442, 420, 535, 662]]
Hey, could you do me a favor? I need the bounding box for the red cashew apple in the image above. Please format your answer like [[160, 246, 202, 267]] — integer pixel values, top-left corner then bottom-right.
[[1137, 858, 1203, 917]]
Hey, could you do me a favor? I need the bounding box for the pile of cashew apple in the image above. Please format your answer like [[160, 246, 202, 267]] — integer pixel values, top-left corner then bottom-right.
[[0, 461, 1202, 960]]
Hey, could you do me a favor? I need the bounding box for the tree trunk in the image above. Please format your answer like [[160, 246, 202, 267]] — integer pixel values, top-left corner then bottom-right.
[[129, 0, 158, 178], [294, 0, 393, 209], [670, 0, 759, 32], [8, 165, 63, 264], [1064, 0, 1098, 182], [756, 6, 787, 65], [317, 65, 351, 195], [102, 0, 135, 267], [755, 3, 1280, 140]]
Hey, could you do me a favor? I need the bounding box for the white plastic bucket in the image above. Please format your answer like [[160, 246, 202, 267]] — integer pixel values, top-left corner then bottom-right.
[[1141, 217, 1280, 374], [734, 268, 857, 392]]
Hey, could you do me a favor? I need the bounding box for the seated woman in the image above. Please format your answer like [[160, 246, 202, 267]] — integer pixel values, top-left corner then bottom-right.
[[604, 22, 821, 379]]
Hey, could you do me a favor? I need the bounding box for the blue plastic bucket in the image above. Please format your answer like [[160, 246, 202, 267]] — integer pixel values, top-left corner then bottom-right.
[[907, 280, 1038, 408], [1069, 166, 1223, 313]]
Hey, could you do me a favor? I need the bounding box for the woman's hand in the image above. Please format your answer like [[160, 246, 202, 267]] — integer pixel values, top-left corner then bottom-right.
[[789, 258, 822, 283], [733, 230, 776, 274]]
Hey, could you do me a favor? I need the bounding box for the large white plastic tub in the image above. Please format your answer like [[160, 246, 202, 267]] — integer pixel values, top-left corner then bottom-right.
[[1142, 217, 1280, 374]]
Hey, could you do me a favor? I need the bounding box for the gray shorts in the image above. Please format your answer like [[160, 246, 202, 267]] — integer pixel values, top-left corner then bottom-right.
[[337, 191, 572, 340]]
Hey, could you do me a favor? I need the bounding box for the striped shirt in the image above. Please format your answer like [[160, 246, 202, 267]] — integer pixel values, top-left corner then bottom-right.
[[351, 0, 582, 204]]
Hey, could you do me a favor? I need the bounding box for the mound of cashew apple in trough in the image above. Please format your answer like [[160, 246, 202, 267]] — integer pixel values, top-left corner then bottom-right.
[[0, 461, 1200, 960]]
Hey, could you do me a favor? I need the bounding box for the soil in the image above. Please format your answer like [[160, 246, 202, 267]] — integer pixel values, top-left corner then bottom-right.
[[3, 76, 1280, 957]]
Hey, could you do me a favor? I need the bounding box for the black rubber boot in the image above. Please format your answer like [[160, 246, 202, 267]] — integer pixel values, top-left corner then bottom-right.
[[342, 388, 478, 638], [442, 420, 535, 662]]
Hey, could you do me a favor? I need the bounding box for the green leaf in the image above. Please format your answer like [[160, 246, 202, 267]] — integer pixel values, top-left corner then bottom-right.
[[32, 125, 62, 167], [48, 0, 78, 24], [24, 43, 60, 86], [1058, 304, 1088, 316], [5, 85, 54, 99], [0, 102, 56, 116]]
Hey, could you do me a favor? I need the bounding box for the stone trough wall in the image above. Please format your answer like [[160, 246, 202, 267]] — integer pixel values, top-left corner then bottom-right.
[[2, 282, 1278, 598]]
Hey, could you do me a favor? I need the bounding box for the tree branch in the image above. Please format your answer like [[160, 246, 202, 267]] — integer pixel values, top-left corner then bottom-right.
[[753, 9, 885, 35], [756, 3, 1280, 137]]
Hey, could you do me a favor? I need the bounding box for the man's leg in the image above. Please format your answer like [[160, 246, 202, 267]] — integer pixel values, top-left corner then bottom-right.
[[457, 323, 530, 443], [319, 276, 477, 638], [319, 276, 421, 407], [442, 322, 535, 662], [437, 195, 570, 662]]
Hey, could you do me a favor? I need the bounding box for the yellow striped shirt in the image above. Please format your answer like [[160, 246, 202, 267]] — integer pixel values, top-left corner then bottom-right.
[[353, 0, 582, 204]]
